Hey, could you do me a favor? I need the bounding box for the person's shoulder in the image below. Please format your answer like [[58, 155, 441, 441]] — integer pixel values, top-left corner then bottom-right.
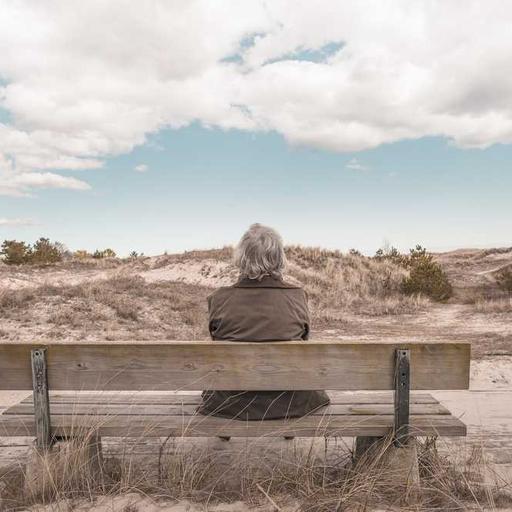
[[207, 284, 238, 302], [279, 275, 304, 290]]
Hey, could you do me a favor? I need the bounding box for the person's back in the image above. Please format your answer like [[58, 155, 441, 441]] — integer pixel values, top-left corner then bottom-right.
[[197, 224, 330, 420]]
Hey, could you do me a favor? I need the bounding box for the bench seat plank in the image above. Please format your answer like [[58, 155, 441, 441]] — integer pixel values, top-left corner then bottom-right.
[[18, 391, 440, 406], [0, 411, 467, 437], [5, 402, 451, 417]]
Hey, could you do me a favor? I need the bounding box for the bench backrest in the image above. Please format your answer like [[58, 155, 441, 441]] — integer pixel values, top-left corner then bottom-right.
[[0, 341, 470, 391]]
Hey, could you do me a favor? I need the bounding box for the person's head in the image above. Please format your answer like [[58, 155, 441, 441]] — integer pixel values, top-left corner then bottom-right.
[[234, 223, 286, 281]]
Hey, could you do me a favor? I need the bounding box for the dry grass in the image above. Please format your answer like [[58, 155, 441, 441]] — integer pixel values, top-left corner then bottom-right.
[[285, 247, 429, 323], [0, 275, 210, 341], [473, 297, 512, 314], [1, 429, 510, 511]]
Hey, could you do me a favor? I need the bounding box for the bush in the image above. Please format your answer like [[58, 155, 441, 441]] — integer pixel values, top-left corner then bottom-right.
[[92, 248, 117, 259], [374, 246, 408, 267], [74, 250, 91, 259], [401, 245, 453, 301], [1, 238, 64, 265], [31, 237, 62, 264], [0, 240, 32, 264]]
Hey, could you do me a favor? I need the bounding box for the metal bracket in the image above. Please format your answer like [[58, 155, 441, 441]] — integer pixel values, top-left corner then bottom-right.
[[31, 348, 52, 451], [393, 348, 410, 447]]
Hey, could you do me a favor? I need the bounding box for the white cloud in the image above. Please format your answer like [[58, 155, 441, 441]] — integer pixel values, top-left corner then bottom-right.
[[1, 1, 512, 195], [134, 164, 149, 173], [0, 171, 90, 197], [345, 158, 367, 171], [0, 217, 35, 226]]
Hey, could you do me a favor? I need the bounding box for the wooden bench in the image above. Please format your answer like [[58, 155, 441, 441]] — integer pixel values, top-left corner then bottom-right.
[[0, 341, 470, 453]]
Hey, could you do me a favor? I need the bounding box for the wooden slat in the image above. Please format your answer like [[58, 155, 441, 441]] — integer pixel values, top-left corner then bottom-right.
[[4, 402, 451, 417], [20, 392, 440, 406], [0, 415, 466, 437], [0, 341, 471, 391], [0, 413, 467, 437]]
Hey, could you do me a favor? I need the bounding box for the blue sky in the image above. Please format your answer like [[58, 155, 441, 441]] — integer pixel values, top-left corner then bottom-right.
[[1, 2, 511, 255], [2, 124, 511, 256]]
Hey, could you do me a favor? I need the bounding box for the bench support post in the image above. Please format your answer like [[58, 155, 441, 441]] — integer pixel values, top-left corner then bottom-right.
[[31, 348, 52, 451], [394, 348, 410, 447]]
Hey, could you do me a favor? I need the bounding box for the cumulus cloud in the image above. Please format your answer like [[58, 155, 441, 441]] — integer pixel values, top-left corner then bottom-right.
[[0, 1, 511, 194], [134, 164, 149, 173]]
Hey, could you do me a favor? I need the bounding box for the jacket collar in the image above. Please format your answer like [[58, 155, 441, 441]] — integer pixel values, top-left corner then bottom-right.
[[233, 276, 301, 289]]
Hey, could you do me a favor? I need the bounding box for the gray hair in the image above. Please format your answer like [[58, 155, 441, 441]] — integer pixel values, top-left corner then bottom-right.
[[234, 223, 286, 280]]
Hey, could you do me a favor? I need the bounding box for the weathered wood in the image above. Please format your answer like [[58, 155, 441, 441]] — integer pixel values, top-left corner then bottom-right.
[[22, 392, 440, 405], [0, 412, 467, 438], [0, 341, 471, 391], [31, 349, 51, 451], [85, 433, 104, 483], [394, 349, 411, 446], [354, 436, 383, 461], [20, 391, 440, 406], [5, 401, 450, 417]]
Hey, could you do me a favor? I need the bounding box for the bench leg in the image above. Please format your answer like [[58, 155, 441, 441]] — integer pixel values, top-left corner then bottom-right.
[[85, 433, 104, 481], [354, 436, 383, 462], [353, 436, 420, 505], [381, 439, 420, 504]]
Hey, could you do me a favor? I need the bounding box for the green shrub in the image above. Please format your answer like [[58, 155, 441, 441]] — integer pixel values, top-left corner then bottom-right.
[[401, 245, 453, 301], [92, 248, 117, 259], [0, 240, 33, 264], [374, 246, 408, 267], [1, 238, 63, 265], [496, 268, 512, 294], [31, 237, 62, 264]]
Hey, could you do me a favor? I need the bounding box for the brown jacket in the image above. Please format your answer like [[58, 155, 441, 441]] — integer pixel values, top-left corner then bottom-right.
[[197, 276, 330, 420]]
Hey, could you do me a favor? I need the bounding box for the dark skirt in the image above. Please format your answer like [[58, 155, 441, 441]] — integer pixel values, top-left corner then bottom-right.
[[197, 390, 330, 420]]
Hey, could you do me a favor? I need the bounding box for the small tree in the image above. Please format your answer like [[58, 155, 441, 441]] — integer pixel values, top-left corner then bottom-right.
[[31, 237, 62, 264], [374, 245, 408, 267], [0, 240, 32, 264], [92, 248, 116, 259], [401, 245, 453, 301]]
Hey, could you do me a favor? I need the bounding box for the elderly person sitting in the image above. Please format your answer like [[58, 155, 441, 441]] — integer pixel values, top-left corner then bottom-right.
[[197, 223, 330, 421]]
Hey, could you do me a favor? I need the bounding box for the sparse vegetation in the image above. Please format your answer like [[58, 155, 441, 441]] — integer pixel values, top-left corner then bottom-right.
[[1, 429, 509, 511], [375, 244, 453, 302], [0, 275, 209, 341], [474, 297, 512, 314], [93, 248, 117, 259], [286, 246, 429, 320], [0, 240, 33, 265], [31, 238, 63, 264], [401, 245, 453, 302], [0, 238, 64, 265], [73, 249, 91, 259]]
